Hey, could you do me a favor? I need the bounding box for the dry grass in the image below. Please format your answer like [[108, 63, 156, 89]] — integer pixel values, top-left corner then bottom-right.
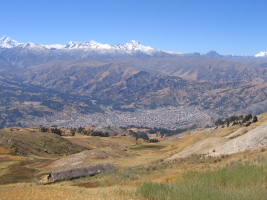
[[0, 113, 267, 199], [65, 135, 133, 150], [0, 130, 86, 158], [0, 147, 11, 154], [0, 149, 266, 199], [62, 136, 170, 170], [0, 184, 143, 200]]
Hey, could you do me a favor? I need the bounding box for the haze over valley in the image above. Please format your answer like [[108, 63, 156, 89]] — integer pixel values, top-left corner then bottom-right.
[[1, 36, 267, 129]]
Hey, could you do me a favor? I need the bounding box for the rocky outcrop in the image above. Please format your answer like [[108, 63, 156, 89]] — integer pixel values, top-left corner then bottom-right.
[[46, 163, 116, 183]]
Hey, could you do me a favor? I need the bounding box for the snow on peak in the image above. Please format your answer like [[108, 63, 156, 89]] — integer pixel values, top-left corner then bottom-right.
[[63, 39, 156, 54], [44, 44, 65, 49], [0, 36, 45, 49], [0, 36, 21, 48], [130, 40, 140, 45], [255, 52, 267, 57], [20, 42, 40, 48], [0, 36, 159, 55], [113, 40, 156, 54], [65, 40, 112, 50]]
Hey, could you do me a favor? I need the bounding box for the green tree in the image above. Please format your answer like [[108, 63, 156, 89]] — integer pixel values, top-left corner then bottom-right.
[[40, 127, 49, 132], [215, 119, 224, 126], [70, 129, 76, 136], [51, 128, 62, 136], [247, 114, 253, 121], [149, 139, 159, 143], [252, 116, 258, 123], [77, 126, 84, 133]]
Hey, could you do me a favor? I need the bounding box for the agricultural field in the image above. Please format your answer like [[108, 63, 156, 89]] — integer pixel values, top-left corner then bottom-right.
[[0, 114, 266, 199]]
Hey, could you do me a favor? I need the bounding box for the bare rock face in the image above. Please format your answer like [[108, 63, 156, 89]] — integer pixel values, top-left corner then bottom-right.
[[44, 163, 116, 183]]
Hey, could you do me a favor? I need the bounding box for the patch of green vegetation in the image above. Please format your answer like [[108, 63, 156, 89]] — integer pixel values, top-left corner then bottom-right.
[[0, 160, 38, 184], [139, 164, 267, 200], [0, 161, 19, 176]]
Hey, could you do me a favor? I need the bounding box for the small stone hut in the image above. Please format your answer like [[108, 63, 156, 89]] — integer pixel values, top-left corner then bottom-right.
[[47, 162, 116, 183]]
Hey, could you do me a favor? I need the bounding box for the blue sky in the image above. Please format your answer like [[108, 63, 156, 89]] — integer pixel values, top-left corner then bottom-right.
[[1, 0, 267, 55]]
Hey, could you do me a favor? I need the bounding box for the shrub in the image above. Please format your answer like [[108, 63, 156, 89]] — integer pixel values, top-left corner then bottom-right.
[[252, 116, 258, 123], [77, 127, 84, 133], [51, 128, 63, 136], [70, 129, 76, 136], [39, 127, 49, 132], [149, 139, 159, 143], [91, 132, 109, 137]]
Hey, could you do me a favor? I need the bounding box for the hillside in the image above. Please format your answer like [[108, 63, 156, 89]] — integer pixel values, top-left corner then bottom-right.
[[0, 76, 103, 128], [168, 115, 267, 160], [0, 127, 87, 185], [19, 57, 267, 117], [124, 56, 267, 82], [1, 56, 267, 129], [1, 40, 267, 128], [0, 127, 87, 157], [0, 112, 266, 199]]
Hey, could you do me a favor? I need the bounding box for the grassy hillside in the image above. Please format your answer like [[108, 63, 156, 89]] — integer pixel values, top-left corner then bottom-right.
[[139, 165, 267, 200], [0, 127, 87, 185], [0, 114, 266, 199], [0, 127, 87, 157]]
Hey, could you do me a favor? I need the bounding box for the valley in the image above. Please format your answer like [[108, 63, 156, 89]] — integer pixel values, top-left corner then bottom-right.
[[20, 105, 215, 129], [2, 0, 267, 199], [0, 36, 267, 199], [1, 37, 267, 129]]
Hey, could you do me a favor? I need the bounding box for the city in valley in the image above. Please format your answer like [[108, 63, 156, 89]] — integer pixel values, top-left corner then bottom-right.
[[20, 106, 215, 129]]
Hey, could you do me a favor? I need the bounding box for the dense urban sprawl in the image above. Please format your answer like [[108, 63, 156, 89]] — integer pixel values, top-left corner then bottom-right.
[[21, 106, 215, 129]]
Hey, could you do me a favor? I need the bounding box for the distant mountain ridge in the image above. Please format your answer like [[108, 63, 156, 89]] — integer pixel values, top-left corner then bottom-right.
[[1, 36, 267, 128], [0, 36, 161, 55], [1, 36, 266, 57], [0, 36, 171, 69]]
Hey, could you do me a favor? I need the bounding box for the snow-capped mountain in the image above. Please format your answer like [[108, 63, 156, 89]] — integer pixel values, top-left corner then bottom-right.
[[0, 36, 170, 68], [65, 40, 112, 50], [0, 36, 159, 55], [113, 40, 155, 54], [255, 52, 267, 57], [0, 36, 22, 48], [0, 36, 46, 49], [64, 40, 156, 53], [44, 44, 65, 49]]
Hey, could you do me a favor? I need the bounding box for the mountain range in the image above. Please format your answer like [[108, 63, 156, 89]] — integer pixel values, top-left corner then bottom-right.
[[1, 36, 267, 57], [1, 36, 267, 129]]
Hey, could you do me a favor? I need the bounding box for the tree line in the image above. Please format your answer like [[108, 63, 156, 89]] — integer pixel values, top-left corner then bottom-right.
[[215, 114, 258, 127]]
